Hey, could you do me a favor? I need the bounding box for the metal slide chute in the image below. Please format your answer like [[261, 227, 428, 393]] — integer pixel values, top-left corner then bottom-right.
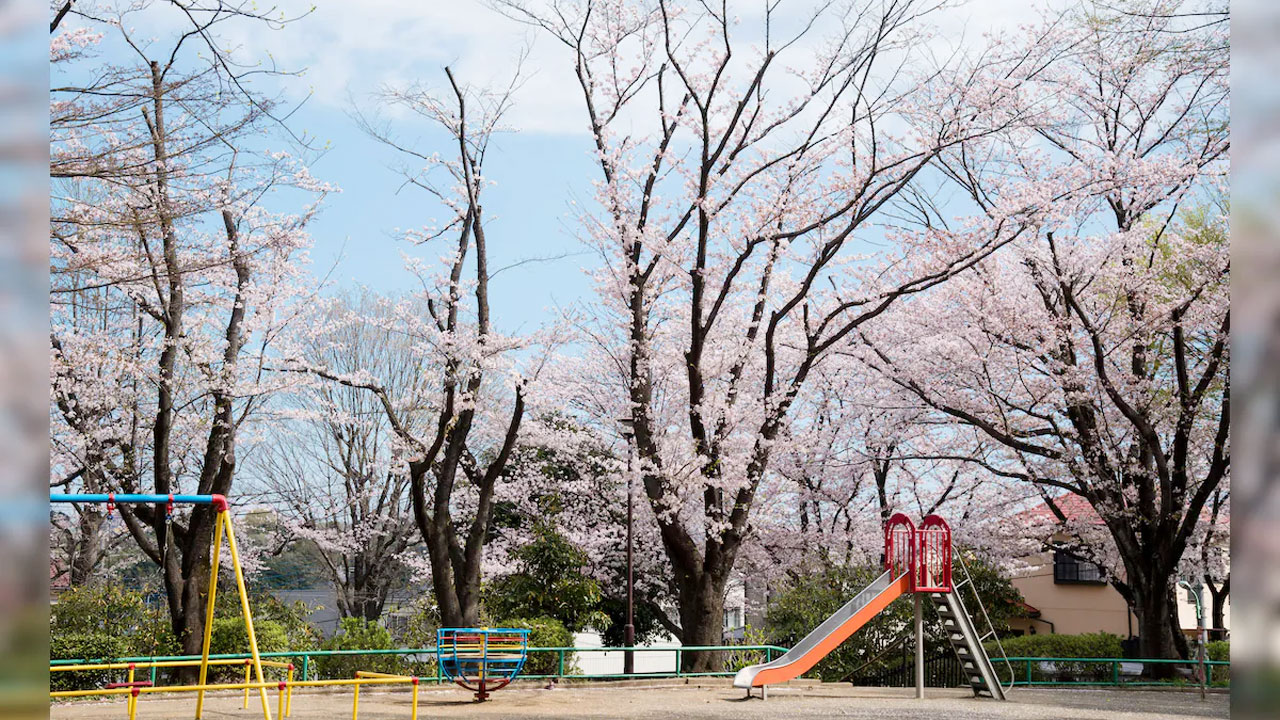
[[732, 569, 910, 690]]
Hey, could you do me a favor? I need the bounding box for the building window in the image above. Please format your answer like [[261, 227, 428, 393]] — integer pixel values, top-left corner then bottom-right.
[[1053, 550, 1106, 585], [723, 607, 743, 631]]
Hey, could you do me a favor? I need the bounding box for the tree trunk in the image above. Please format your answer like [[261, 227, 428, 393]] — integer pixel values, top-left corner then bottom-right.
[[1209, 594, 1227, 642], [163, 506, 218, 681], [1132, 581, 1185, 678], [676, 572, 728, 672], [354, 596, 384, 622], [69, 508, 107, 586], [1207, 576, 1228, 641]]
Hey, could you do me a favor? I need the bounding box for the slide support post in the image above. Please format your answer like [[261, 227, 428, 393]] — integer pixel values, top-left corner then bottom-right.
[[914, 593, 924, 700]]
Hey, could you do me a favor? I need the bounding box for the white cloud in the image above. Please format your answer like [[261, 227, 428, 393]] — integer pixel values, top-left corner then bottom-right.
[[225, 0, 1053, 137]]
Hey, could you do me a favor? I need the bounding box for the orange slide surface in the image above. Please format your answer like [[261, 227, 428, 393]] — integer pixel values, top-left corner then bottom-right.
[[737, 572, 910, 687]]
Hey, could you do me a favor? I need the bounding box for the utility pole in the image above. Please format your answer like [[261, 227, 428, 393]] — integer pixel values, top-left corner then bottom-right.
[[618, 418, 636, 676], [1179, 580, 1207, 701]]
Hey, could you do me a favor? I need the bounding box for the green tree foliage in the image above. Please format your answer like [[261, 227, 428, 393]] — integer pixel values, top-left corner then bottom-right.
[[765, 565, 896, 682], [497, 616, 575, 677], [486, 521, 610, 633], [314, 617, 398, 679]]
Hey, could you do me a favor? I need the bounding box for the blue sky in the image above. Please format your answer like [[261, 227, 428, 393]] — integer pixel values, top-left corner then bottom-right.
[[297, 110, 600, 334], [71, 0, 1045, 334]]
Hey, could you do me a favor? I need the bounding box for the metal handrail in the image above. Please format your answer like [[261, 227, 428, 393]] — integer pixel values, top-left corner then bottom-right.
[[48, 646, 1231, 688], [50, 644, 792, 684], [953, 552, 1016, 690]]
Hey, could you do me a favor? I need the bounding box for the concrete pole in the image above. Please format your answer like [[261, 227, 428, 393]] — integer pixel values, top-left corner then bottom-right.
[[1196, 585, 1207, 702], [914, 593, 924, 699]]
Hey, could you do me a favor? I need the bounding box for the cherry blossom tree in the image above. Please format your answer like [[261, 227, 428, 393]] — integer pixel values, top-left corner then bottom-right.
[[282, 67, 551, 629], [502, 0, 1057, 669], [49, 0, 327, 659], [861, 3, 1228, 661], [254, 292, 421, 622], [725, 350, 1041, 601]]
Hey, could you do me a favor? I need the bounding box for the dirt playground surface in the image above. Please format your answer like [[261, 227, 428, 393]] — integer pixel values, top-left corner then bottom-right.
[[50, 681, 1230, 720]]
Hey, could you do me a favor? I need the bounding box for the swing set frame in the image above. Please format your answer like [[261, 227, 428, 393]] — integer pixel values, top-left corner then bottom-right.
[[50, 493, 274, 720]]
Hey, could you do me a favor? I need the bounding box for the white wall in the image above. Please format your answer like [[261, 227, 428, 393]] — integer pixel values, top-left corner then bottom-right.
[[571, 630, 682, 676]]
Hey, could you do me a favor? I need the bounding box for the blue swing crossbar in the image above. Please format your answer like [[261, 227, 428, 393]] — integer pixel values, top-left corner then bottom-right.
[[436, 627, 530, 701], [50, 493, 229, 510]]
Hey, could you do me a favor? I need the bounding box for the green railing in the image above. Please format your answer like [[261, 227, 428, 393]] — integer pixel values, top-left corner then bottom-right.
[[50, 648, 1231, 689], [1005, 656, 1230, 688], [50, 645, 788, 685]]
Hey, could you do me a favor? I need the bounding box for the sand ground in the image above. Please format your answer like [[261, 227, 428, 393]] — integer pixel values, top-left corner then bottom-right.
[[50, 680, 1230, 720]]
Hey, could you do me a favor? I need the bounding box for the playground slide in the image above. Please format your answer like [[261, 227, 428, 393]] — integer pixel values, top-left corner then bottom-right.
[[732, 569, 911, 688]]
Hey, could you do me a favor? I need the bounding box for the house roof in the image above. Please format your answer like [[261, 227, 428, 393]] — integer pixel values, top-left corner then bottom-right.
[[1017, 494, 1105, 527], [1018, 493, 1228, 529], [1014, 600, 1041, 618]]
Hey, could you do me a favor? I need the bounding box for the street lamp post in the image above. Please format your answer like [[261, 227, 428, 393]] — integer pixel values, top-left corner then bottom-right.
[[1178, 579, 1207, 701], [618, 418, 636, 676]]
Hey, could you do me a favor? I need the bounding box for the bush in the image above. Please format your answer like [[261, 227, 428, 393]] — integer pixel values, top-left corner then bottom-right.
[[1205, 640, 1230, 686], [1206, 640, 1229, 663], [497, 616, 575, 677], [987, 632, 1125, 684], [393, 597, 440, 679], [210, 617, 291, 656], [199, 617, 291, 682], [51, 584, 177, 658], [989, 631, 1124, 659], [725, 626, 772, 672], [314, 618, 399, 679], [50, 631, 130, 691]]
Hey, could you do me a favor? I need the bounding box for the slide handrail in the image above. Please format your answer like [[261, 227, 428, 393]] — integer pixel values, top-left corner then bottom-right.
[[954, 552, 1016, 690]]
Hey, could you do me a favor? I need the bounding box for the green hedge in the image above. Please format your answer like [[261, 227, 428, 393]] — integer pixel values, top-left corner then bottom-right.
[[50, 632, 130, 692], [987, 632, 1125, 684], [498, 616, 575, 676], [1205, 641, 1229, 686], [989, 632, 1124, 659], [1206, 640, 1228, 662], [313, 618, 401, 679]]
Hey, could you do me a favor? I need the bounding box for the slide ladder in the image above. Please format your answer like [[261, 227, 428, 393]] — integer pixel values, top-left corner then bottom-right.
[[930, 552, 1014, 699]]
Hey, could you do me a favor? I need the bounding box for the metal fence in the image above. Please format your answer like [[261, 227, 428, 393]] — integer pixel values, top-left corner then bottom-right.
[[50, 647, 1230, 689], [50, 645, 788, 686], [1005, 656, 1231, 688]]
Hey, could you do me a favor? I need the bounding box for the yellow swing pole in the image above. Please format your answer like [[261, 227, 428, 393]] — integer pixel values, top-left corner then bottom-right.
[[224, 509, 274, 720], [195, 505, 226, 720]]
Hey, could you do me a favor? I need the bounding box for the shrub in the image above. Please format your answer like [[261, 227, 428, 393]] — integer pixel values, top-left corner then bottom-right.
[[314, 618, 399, 679], [200, 617, 290, 681], [987, 632, 1125, 684], [209, 617, 291, 656], [725, 626, 772, 672], [497, 616, 575, 677], [393, 597, 440, 679], [1206, 640, 1229, 663], [989, 631, 1125, 659], [1205, 640, 1230, 686], [51, 584, 177, 658], [50, 631, 130, 692]]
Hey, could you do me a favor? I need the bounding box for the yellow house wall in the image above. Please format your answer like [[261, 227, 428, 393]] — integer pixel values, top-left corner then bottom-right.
[[1009, 558, 1135, 637]]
